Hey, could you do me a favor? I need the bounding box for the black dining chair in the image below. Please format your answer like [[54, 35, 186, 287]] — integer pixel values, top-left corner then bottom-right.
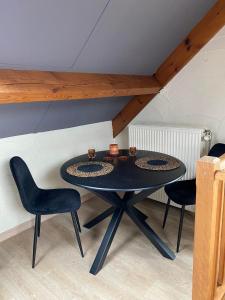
[[10, 156, 84, 268], [162, 143, 225, 252]]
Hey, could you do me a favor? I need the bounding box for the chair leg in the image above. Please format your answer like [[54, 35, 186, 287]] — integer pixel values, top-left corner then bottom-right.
[[37, 215, 41, 237], [177, 205, 185, 253], [71, 212, 84, 258], [32, 215, 39, 268], [162, 198, 171, 228], [74, 212, 81, 233]]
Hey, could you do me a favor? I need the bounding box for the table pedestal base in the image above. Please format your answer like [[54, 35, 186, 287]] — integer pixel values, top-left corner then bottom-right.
[[84, 206, 147, 229], [84, 190, 175, 275]]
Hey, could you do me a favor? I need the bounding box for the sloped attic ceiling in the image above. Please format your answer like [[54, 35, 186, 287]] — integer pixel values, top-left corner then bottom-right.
[[0, 0, 217, 138]]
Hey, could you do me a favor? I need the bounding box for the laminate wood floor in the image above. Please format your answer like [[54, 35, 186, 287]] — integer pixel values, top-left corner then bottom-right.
[[0, 197, 194, 300]]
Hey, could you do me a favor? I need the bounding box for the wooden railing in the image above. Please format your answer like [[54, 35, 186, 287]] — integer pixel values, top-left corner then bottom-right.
[[193, 154, 225, 300]]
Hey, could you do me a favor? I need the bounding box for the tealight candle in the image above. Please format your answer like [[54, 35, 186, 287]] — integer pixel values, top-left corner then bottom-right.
[[109, 144, 119, 156]]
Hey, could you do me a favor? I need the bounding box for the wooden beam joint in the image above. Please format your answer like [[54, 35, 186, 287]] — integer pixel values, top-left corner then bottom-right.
[[113, 0, 225, 137]]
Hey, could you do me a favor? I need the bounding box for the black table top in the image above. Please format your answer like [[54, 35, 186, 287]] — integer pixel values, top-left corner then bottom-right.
[[60, 150, 186, 192]]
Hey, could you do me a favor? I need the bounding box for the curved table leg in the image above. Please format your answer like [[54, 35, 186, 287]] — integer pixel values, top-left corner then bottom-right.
[[90, 208, 124, 275]]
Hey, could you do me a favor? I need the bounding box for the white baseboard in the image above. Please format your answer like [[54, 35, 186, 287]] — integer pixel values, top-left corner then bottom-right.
[[0, 192, 93, 243]]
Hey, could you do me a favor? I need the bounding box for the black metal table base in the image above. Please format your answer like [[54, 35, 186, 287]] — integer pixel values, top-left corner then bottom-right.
[[83, 206, 147, 229], [84, 190, 175, 275]]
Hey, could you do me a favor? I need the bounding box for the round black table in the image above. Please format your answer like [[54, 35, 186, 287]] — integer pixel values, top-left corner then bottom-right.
[[61, 150, 186, 275]]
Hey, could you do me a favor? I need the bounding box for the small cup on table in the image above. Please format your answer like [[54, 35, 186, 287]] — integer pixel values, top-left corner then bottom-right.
[[129, 146, 137, 156], [88, 148, 96, 160]]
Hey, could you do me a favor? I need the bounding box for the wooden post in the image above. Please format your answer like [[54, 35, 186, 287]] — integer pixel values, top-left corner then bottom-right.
[[193, 156, 223, 300], [217, 181, 225, 287]]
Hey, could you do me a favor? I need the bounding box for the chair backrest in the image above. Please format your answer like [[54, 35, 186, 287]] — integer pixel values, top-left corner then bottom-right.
[[208, 143, 225, 157], [10, 156, 39, 213]]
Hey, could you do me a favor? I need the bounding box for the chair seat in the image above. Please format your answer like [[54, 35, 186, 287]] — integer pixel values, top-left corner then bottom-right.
[[164, 179, 196, 206], [32, 188, 81, 215]]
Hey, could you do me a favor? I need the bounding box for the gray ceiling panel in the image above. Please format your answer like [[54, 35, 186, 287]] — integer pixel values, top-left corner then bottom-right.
[[36, 97, 130, 132], [0, 102, 49, 138], [0, 0, 108, 69], [73, 0, 217, 75], [0, 97, 130, 138]]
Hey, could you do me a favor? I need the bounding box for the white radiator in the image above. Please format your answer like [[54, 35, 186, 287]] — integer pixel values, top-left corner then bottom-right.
[[128, 124, 209, 204]]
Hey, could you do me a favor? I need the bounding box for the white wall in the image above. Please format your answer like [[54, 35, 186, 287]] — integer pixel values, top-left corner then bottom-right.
[[0, 121, 113, 234], [117, 26, 225, 147]]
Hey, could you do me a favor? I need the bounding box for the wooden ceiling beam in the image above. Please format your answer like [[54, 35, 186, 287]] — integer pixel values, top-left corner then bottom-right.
[[0, 69, 161, 104], [112, 94, 155, 138], [112, 0, 225, 137]]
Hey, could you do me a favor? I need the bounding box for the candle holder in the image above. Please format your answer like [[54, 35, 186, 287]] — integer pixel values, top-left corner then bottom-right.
[[88, 148, 96, 160], [129, 146, 137, 156], [109, 144, 119, 156], [118, 156, 128, 161], [103, 156, 114, 161]]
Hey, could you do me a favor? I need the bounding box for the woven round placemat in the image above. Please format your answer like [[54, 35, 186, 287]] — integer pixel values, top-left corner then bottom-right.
[[135, 153, 180, 171], [66, 161, 114, 177]]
